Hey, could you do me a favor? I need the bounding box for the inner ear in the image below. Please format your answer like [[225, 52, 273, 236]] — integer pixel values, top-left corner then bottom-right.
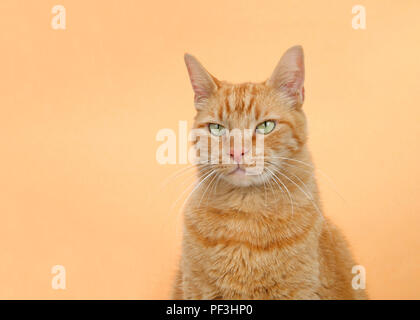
[[184, 54, 219, 108], [267, 45, 305, 107]]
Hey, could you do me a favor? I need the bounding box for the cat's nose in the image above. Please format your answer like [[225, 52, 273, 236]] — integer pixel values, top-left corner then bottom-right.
[[229, 147, 248, 163]]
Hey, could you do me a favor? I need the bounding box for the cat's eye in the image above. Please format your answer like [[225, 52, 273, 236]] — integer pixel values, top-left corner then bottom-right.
[[209, 123, 226, 136], [256, 120, 276, 135]]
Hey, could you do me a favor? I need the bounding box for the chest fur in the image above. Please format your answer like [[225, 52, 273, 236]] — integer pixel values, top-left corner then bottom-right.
[[183, 225, 321, 299]]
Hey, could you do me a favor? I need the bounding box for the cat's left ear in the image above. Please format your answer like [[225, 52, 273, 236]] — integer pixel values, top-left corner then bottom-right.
[[267, 45, 305, 107]]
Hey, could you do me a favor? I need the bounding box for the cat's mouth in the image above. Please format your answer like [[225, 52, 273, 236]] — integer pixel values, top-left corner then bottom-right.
[[223, 164, 261, 187], [229, 165, 246, 175], [219, 161, 268, 187]]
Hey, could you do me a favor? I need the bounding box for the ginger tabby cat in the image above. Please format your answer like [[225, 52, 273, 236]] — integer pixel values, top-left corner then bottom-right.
[[172, 46, 367, 300]]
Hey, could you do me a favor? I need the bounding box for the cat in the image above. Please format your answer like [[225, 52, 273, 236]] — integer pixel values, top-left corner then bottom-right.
[[172, 46, 367, 300]]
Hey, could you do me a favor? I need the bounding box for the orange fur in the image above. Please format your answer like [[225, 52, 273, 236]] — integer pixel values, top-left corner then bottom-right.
[[173, 47, 367, 300]]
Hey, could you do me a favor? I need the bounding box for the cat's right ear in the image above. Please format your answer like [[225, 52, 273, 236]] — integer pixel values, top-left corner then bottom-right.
[[184, 54, 218, 109]]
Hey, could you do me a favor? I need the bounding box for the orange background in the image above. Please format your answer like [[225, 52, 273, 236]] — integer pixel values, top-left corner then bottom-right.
[[0, 0, 419, 299]]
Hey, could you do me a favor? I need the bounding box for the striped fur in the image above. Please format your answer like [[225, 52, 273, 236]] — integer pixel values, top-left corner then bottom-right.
[[173, 47, 367, 300]]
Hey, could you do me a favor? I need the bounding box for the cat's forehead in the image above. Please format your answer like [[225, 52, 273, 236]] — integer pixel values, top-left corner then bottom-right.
[[208, 82, 278, 128]]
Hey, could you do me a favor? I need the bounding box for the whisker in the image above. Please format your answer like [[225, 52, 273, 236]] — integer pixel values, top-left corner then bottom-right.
[[281, 161, 346, 203], [170, 168, 213, 211], [261, 170, 268, 205], [181, 169, 217, 211], [262, 169, 278, 203], [197, 170, 219, 208], [268, 164, 322, 215], [265, 167, 294, 216], [267, 174, 285, 202], [210, 172, 223, 198], [259, 155, 346, 203], [170, 167, 217, 237], [268, 165, 312, 200], [160, 162, 212, 189]]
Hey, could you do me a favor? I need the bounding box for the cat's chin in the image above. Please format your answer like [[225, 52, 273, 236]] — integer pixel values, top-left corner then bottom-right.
[[222, 169, 262, 187]]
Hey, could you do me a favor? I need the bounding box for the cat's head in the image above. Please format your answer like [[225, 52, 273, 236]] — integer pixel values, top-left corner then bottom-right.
[[185, 46, 308, 187]]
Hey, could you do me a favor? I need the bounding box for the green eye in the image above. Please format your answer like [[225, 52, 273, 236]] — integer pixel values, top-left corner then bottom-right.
[[256, 120, 276, 135], [209, 123, 226, 136]]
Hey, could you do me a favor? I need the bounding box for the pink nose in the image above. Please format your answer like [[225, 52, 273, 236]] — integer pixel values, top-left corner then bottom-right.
[[230, 147, 247, 163]]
